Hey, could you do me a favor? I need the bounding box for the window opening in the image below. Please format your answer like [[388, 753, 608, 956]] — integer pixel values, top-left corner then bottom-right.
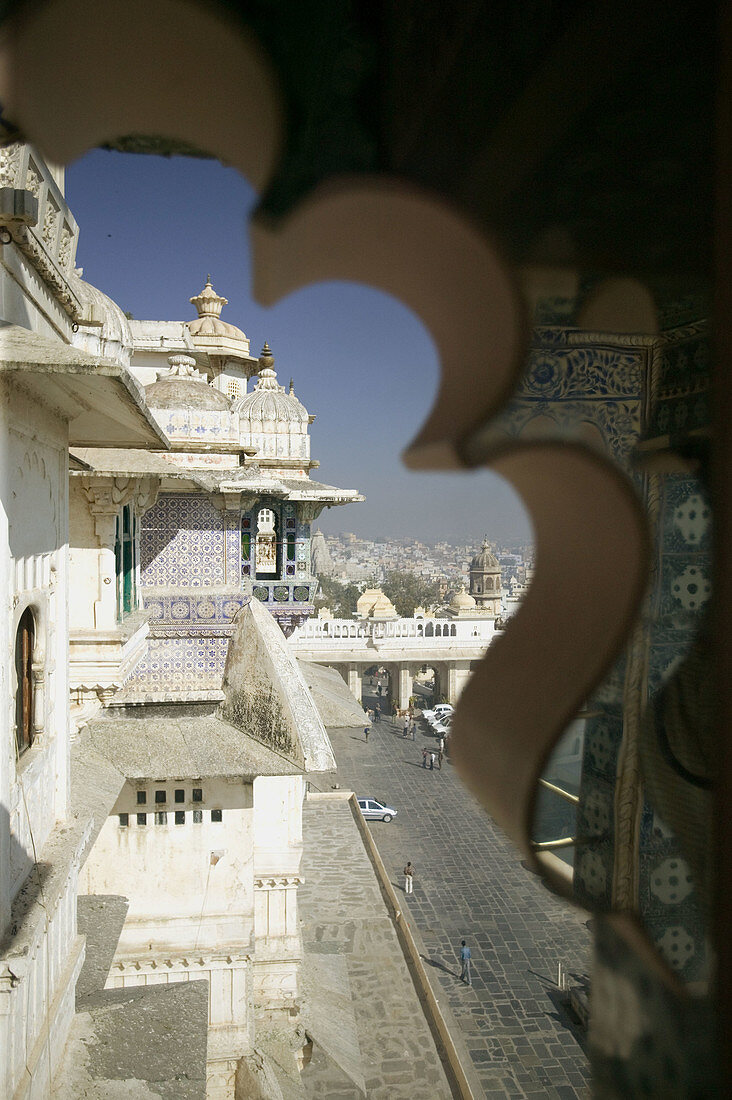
[[137, 813, 147, 826], [174, 788, 184, 803], [211, 809, 223, 822], [192, 787, 203, 802], [114, 514, 122, 621], [155, 789, 166, 803], [122, 503, 135, 614], [136, 790, 147, 804], [155, 811, 167, 825], [119, 813, 129, 827], [15, 607, 35, 756], [174, 811, 185, 825], [192, 809, 203, 824], [255, 506, 278, 577]]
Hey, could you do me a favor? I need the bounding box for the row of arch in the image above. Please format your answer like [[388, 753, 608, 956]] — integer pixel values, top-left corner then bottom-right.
[[319, 620, 459, 638]]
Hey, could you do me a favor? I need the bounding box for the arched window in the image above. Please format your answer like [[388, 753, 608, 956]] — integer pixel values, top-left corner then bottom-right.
[[256, 507, 279, 577], [15, 608, 35, 756], [451, 624, 457, 636], [426, 622, 434, 637], [435, 624, 442, 637]]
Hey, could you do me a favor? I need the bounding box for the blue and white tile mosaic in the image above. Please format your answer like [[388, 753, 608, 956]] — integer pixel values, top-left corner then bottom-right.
[[142, 589, 248, 629], [124, 635, 230, 690], [140, 494, 227, 587]]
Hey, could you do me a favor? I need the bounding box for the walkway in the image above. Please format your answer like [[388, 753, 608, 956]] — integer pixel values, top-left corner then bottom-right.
[[299, 797, 454, 1099], [320, 702, 592, 1098]]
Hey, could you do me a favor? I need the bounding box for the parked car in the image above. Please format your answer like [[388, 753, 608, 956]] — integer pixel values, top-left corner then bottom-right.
[[422, 703, 453, 725], [357, 797, 398, 822]]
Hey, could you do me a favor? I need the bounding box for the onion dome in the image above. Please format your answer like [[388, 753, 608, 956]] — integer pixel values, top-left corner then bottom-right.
[[145, 354, 232, 410], [187, 276, 249, 342], [233, 343, 309, 423], [470, 538, 500, 572], [449, 586, 477, 612]]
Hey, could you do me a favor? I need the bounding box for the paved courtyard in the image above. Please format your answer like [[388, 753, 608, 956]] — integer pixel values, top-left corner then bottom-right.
[[320, 703, 592, 1099]]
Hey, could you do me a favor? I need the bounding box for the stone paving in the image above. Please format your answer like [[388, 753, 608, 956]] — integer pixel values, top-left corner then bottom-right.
[[322, 700, 592, 1099], [299, 797, 454, 1099]]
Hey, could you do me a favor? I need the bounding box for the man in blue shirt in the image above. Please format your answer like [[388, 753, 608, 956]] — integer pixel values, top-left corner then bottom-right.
[[459, 940, 471, 985]]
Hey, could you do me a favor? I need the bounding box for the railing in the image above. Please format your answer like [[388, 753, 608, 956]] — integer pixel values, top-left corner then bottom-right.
[[531, 777, 579, 857], [289, 616, 495, 645]]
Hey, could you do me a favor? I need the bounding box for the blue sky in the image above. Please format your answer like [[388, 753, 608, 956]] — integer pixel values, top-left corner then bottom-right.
[[65, 150, 531, 545]]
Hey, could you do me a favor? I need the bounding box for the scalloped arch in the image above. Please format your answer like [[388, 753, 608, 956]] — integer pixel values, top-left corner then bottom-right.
[[0, 0, 282, 191]]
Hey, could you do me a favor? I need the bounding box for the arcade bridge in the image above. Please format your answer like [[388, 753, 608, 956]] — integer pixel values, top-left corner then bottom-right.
[[287, 615, 498, 709]]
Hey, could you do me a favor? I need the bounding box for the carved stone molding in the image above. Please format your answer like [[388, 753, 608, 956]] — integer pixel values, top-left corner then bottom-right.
[[254, 876, 304, 891]]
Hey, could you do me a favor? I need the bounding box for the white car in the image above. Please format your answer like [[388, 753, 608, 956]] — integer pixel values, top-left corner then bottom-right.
[[357, 798, 398, 823], [422, 703, 453, 725]]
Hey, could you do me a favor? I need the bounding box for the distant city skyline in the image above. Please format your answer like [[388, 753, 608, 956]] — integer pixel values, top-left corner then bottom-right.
[[65, 149, 533, 544]]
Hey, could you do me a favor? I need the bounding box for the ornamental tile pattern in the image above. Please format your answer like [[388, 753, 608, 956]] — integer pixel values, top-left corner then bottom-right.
[[140, 493, 227, 587], [142, 590, 248, 630], [124, 635, 230, 690]]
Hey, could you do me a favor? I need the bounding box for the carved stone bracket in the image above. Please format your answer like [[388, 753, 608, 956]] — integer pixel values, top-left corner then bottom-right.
[[82, 475, 161, 541], [295, 501, 325, 524]]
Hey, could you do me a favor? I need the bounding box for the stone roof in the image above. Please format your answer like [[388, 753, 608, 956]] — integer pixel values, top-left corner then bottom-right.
[[145, 353, 231, 411], [68, 273, 133, 350], [470, 539, 500, 572], [82, 714, 302, 779]]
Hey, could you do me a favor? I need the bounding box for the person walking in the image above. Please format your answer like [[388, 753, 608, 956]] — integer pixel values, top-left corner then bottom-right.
[[429, 751, 435, 770], [391, 700, 398, 719], [422, 747, 428, 768], [364, 724, 370, 742], [375, 702, 381, 722], [459, 940, 472, 985], [437, 747, 443, 769], [404, 861, 414, 894], [411, 721, 416, 741], [403, 715, 410, 738]]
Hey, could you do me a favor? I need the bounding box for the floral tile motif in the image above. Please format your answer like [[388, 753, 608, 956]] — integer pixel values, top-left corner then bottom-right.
[[142, 590, 248, 627], [124, 635, 230, 690], [140, 493, 227, 587]]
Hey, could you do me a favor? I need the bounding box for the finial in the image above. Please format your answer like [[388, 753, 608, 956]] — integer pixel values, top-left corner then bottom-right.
[[289, 377, 295, 394], [157, 353, 205, 382], [254, 342, 280, 389], [190, 278, 227, 319]]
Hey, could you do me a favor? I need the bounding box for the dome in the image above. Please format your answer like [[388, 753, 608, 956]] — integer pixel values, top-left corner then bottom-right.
[[145, 354, 232, 411], [69, 272, 133, 349], [186, 277, 249, 343], [449, 587, 477, 612], [234, 343, 309, 424], [470, 538, 500, 572]]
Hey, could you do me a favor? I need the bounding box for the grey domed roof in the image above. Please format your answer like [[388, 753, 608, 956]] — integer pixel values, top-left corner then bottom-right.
[[470, 539, 500, 572], [145, 355, 231, 411], [186, 277, 249, 343], [234, 344, 309, 424]]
